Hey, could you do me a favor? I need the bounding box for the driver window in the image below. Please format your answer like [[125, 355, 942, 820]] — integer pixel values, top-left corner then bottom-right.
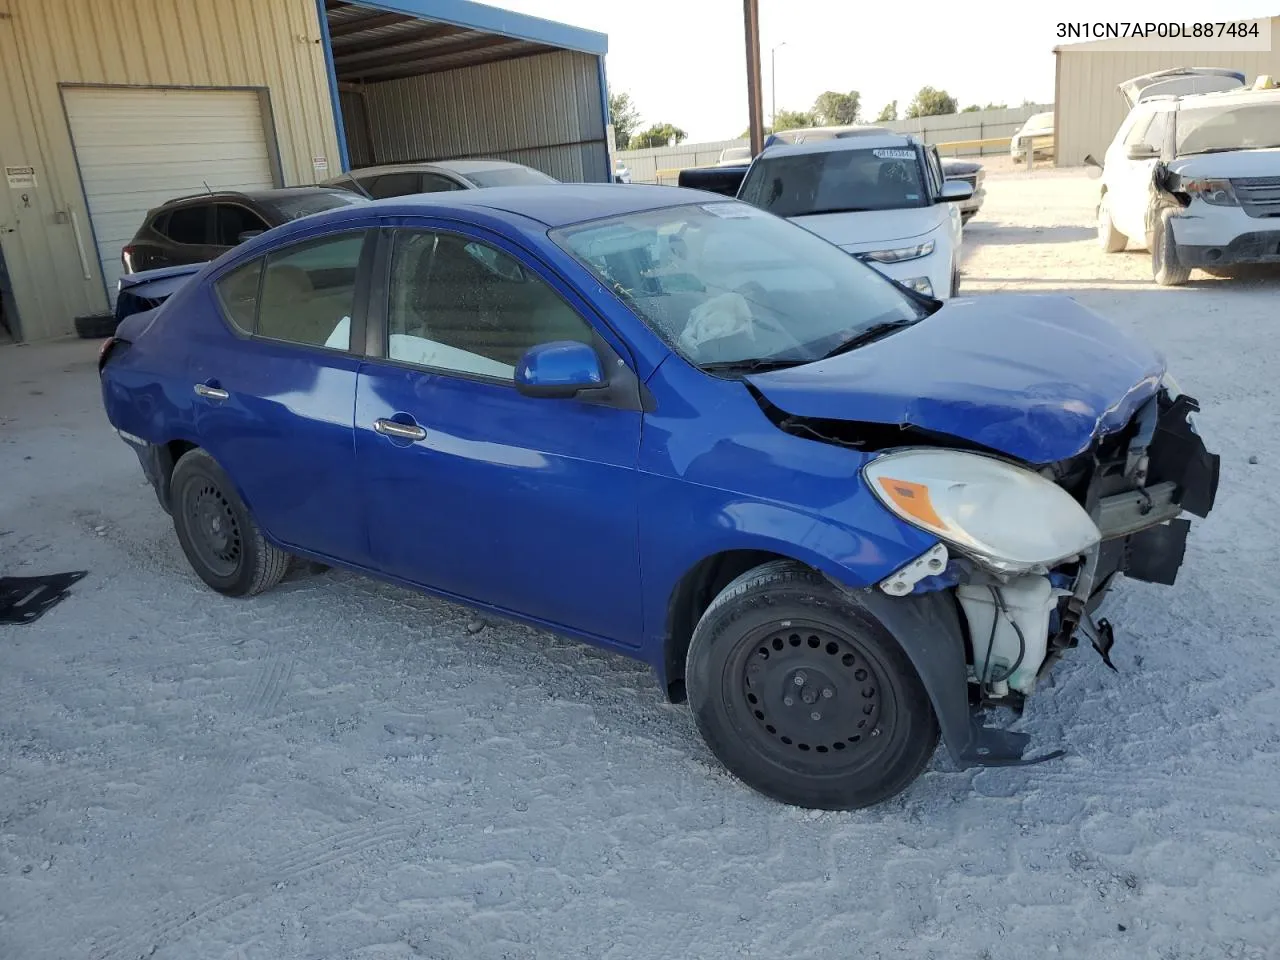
[[386, 230, 595, 380]]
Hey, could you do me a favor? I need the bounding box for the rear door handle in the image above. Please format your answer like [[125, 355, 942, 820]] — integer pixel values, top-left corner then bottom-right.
[[374, 418, 426, 442], [193, 383, 229, 401]]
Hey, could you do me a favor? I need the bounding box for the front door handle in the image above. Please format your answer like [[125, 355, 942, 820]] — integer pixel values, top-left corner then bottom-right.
[[193, 383, 229, 401], [373, 418, 426, 442]]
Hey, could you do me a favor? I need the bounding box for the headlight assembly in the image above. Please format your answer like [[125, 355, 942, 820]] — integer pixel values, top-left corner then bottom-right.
[[863, 239, 935, 263], [863, 449, 1100, 574]]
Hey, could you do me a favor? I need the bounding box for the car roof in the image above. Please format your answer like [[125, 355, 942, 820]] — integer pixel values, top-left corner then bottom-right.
[[339, 159, 533, 179], [1172, 86, 1280, 107], [307, 183, 720, 229], [161, 185, 349, 207], [759, 133, 915, 157]]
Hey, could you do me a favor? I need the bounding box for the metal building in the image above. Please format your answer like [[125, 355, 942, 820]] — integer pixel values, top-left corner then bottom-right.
[[0, 0, 609, 343], [1054, 16, 1280, 167]]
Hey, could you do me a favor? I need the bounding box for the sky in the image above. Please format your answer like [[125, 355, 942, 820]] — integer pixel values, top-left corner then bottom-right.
[[487, 0, 1276, 141]]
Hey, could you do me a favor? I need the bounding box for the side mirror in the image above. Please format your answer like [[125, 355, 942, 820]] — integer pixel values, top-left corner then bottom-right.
[[1083, 154, 1104, 179], [514, 341, 605, 399], [940, 180, 973, 202], [1125, 143, 1159, 161], [237, 230, 265, 243]]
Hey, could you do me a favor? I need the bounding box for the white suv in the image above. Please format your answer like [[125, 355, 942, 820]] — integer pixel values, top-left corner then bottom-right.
[[1091, 82, 1280, 285], [736, 133, 972, 299]]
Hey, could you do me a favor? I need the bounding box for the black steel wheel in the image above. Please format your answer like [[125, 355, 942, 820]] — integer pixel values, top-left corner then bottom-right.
[[170, 448, 290, 597], [686, 561, 938, 809]]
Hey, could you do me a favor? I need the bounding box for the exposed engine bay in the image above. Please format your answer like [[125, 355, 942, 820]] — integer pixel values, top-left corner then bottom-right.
[[875, 386, 1218, 718]]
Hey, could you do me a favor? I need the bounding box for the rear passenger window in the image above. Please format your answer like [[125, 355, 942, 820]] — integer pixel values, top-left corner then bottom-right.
[[165, 205, 210, 245], [255, 232, 367, 350], [215, 204, 270, 246], [365, 173, 420, 199], [214, 259, 263, 334]]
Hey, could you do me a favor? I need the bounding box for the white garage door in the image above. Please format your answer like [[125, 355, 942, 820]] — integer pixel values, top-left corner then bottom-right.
[[64, 87, 276, 301]]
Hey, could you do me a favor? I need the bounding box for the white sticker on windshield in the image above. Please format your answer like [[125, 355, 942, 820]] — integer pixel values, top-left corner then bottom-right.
[[906, 193, 919, 200], [872, 148, 915, 160], [700, 203, 765, 219]]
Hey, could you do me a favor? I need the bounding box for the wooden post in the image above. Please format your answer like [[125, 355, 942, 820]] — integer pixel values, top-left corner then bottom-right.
[[743, 0, 764, 156]]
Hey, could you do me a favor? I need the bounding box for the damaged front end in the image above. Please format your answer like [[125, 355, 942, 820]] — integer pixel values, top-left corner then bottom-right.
[[865, 383, 1219, 768]]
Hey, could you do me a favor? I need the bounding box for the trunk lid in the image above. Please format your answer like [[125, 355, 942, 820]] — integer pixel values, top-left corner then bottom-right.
[[1119, 67, 1245, 107], [745, 294, 1165, 464]]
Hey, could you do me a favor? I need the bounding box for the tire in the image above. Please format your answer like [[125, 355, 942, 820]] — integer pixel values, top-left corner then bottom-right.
[[74, 312, 119, 339], [685, 561, 939, 810], [1152, 212, 1191, 286], [1096, 196, 1127, 253], [170, 448, 290, 597]]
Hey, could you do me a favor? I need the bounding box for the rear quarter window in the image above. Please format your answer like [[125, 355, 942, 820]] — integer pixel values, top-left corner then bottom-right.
[[214, 259, 263, 334]]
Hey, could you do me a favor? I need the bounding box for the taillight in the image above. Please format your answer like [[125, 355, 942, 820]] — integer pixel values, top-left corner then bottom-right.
[[98, 336, 129, 373], [121, 246, 136, 274]]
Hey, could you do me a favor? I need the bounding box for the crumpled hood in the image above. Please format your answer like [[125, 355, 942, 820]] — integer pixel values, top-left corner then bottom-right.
[[746, 294, 1165, 465], [1169, 148, 1280, 179], [789, 206, 939, 248]]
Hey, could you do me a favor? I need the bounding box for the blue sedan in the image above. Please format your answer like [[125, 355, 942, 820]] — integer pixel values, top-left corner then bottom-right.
[[100, 185, 1218, 809]]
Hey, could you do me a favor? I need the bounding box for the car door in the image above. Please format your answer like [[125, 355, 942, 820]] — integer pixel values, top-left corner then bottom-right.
[[354, 223, 644, 645], [193, 228, 375, 564], [1104, 107, 1160, 240], [927, 146, 962, 251]]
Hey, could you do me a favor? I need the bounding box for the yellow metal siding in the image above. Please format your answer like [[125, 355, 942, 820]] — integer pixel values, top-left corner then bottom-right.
[[1055, 18, 1280, 166], [0, 0, 339, 340]]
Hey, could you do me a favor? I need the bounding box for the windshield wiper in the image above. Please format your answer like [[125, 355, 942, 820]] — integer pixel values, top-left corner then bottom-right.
[[820, 319, 918, 359], [700, 357, 809, 375]]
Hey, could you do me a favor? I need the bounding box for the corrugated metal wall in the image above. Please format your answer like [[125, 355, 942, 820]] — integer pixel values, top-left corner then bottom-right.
[[1055, 18, 1280, 166], [0, 0, 340, 341], [354, 50, 607, 182]]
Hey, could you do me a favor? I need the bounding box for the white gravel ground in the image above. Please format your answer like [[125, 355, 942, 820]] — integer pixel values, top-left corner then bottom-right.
[[2, 169, 1279, 960]]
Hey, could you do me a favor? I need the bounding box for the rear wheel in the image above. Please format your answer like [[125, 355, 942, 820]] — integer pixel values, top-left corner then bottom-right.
[[1097, 196, 1127, 253], [685, 561, 939, 809], [170, 448, 290, 597], [1152, 212, 1191, 286]]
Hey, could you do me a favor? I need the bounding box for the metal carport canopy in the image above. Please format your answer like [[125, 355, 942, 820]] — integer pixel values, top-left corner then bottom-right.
[[318, 0, 610, 173]]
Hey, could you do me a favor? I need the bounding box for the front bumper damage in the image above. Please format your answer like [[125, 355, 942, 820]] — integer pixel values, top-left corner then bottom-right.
[[872, 389, 1219, 769]]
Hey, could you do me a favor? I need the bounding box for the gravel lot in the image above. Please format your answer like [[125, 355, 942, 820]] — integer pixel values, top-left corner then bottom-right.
[[2, 168, 1279, 960]]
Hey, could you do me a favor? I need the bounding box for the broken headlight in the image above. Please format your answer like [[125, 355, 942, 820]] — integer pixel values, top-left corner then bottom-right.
[[1183, 179, 1238, 206], [863, 450, 1101, 574]]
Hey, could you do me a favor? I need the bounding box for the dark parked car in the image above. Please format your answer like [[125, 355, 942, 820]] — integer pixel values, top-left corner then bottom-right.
[[323, 159, 557, 199], [120, 187, 367, 274], [99, 185, 1217, 810]]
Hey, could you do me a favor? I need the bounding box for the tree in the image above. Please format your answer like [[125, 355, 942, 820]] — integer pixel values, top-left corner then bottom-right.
[[772, 108, 815, 132], [961, 104, 982, 113], [608, 88, 641, 150], [631, 122, 688, 149], [875, 100, 898, 122], [812, 90, 860, 126], [985, 101, 1009, 110], [905, 86, 958, 118]]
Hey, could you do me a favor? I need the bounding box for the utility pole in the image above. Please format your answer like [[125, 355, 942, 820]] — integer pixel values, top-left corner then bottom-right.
[[771, 42, 787, 132], [743, 0, 764, 156]]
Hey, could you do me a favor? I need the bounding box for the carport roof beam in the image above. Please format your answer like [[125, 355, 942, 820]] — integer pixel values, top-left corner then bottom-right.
[[329, 0, 608, 56]]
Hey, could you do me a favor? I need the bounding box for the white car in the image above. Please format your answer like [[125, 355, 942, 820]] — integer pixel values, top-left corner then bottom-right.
[[717, 146, 752, 166], [736, 133, 971, 299], [1091, 81, 1280, 286], [1010, 112, 1054, 163]]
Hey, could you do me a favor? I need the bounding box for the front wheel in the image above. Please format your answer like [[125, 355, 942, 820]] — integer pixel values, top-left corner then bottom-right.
[[1152, 212, 1191, 286], [170, 448, 291, 596], [685, 562, 939, 809]]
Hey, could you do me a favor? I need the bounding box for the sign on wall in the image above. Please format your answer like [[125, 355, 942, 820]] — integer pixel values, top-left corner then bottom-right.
[[5, 166, 36, 189]]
